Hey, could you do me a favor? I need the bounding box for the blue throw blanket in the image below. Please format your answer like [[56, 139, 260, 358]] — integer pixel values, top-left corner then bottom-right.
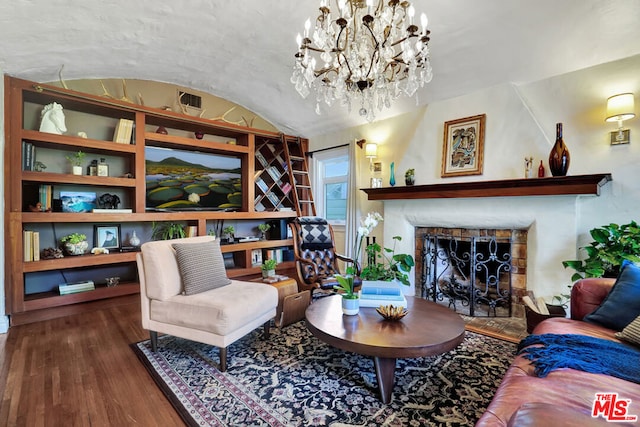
[[518, 334, 640, 384]]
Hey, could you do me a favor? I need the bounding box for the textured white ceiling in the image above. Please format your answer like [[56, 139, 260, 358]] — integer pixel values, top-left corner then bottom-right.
[[1, 0, 640, 137]]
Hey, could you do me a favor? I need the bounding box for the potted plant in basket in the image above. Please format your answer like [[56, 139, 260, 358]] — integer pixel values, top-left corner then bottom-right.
[[60, 232, 88, 256], [261, 258, 277, 279], [562, 221, 640, 281], [65, 150, 86, 175]]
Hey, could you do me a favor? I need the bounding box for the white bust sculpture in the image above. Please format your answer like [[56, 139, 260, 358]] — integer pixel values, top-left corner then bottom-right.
[[39, 102, 67, 134]]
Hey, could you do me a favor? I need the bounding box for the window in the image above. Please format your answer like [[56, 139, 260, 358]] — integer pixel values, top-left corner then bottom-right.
[[311, 147, 349, 225]]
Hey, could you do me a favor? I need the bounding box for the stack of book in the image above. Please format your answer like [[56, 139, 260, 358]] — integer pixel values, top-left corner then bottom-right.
[[112, 119, 134, 144], [23, 230, 40, 261], [59, 280, 95, 295], [359, 281, 407, 308]]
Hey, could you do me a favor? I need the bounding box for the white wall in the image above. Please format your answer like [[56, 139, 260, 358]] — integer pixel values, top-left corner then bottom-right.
[[310, 54, 640, 300]]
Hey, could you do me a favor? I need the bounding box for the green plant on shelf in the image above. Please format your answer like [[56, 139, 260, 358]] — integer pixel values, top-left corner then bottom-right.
[[65, 151, 86, 167], [151, 222, 186, 240], [60, 233, 87, 244], [261, 259, 277, 271]]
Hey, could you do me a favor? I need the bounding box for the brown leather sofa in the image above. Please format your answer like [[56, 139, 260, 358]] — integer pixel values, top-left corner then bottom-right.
[[476, 278, 640, 426]]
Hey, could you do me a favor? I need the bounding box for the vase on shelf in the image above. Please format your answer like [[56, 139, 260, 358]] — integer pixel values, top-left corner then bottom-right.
[[129, 230, 141, 247], [389, 162, 396, 187], [548, 123, 570, 176]]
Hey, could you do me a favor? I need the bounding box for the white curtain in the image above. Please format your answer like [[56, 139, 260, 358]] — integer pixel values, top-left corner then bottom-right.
[[345, 141, 361, 262]]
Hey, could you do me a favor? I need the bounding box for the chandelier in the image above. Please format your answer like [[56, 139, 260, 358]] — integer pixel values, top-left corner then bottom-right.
[[291, 0, 432, 122]]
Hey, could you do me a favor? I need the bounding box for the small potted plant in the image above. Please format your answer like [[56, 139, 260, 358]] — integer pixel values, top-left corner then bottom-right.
[[405, 168, 415, 186], [261, 258, 277, 279], [65, 151, 86, 175], [60, 232, 88, 256], [334, 267, 359, 315], [222, 225, 235, 243], [258, 223, 271, 240]]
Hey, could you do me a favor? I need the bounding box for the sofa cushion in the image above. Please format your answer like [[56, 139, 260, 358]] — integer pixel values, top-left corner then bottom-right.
[[507, 402, 612, 427], [173, 239, 230, 295], [140, 235, 216, 301], [149, 280, 278, 336], [584, 261, 640, 331], [616, 315, 640, 347]]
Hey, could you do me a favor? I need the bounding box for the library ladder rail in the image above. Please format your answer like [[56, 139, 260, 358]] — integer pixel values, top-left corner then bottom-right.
[[281, 134, 316, 217]]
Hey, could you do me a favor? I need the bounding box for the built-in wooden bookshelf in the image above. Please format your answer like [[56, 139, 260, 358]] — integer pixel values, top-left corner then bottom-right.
[[5, 76, 304, 325]]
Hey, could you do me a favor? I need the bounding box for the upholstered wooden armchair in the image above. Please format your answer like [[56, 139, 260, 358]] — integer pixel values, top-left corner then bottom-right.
[[289, 217, 359, 298]]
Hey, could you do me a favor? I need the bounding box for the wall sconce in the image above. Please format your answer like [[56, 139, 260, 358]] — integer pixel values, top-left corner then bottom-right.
[[364, 142, 378, 169], [606, 93, 635, 145]]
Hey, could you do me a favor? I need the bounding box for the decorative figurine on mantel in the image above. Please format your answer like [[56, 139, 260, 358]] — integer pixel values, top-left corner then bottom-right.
[[524, 157, 533, 178], [39, 102, 67, 134]]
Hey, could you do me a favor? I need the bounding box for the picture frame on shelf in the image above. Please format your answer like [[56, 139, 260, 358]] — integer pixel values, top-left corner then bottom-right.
[[94, 224, 121, 250], [441, 114, 486, 178], [60, 191, 97, 213]]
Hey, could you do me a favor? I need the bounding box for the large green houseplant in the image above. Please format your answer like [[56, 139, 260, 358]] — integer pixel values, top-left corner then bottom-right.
[[562, 221, 640, 281], [360, 236, 415, 286]]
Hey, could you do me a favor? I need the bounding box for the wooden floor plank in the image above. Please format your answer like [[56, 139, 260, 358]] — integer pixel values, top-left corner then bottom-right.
[[0, 299, 185, 426]]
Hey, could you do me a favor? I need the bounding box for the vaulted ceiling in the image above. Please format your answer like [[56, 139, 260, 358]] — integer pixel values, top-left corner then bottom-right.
[[2, 0, 640, 137]]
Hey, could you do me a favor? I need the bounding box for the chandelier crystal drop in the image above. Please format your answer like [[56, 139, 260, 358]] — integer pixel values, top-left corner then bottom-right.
[[291, 0, 432, 122]]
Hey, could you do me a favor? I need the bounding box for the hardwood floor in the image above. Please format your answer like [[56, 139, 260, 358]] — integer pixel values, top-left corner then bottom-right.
[[0, 297, 184, 426]]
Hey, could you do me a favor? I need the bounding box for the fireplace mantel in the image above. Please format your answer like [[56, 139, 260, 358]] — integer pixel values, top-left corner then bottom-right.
[[362, 173, 612, 200]]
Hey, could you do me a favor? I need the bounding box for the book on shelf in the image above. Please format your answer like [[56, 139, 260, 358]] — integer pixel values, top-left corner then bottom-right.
[[38, 184, 52, 211], [59, 280, 95, 295], [92, 208, 133, 213], [113, 118, 134, 144], [31, 231, 40, 261], [23, 230, 33, 262], [186, 225, 198, 238], [22, 141, 35, 171], [22, 229, 41, 262], [263, 248, 283, 263], [251, 249, 263, 267], [238, 236, 260, 243]]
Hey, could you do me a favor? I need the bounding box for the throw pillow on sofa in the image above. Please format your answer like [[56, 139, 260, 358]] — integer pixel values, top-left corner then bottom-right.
[[173, 239, 231, 295], [584, 260, 640, 331], [616, 315, 640, 347]]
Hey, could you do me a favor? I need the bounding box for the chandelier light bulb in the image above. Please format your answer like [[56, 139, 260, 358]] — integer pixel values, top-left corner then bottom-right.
[[421, 13, 428, 32], [291, 0, 433, 122]]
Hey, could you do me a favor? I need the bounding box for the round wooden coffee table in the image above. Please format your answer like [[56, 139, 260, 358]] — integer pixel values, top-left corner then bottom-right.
[[305, 295, 465, 403]]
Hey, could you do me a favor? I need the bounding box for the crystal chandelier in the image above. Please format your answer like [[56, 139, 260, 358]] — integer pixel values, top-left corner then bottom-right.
[[291, 0, 432, 122]]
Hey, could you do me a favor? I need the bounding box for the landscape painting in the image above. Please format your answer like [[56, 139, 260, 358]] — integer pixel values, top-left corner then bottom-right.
[[145, 146, 242, 210]]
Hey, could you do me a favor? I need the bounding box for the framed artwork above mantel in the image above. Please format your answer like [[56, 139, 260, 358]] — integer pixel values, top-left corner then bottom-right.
[[441, 114, 486, 177]]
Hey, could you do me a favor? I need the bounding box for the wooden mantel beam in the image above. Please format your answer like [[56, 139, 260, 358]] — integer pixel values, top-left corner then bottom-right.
[[361, 173, 612, 200]]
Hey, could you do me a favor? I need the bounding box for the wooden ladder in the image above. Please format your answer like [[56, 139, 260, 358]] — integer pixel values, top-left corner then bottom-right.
[[281, 134, 316, 216]]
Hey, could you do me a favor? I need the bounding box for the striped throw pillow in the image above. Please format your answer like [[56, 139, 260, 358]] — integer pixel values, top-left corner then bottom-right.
[[172, 240, 231, 295], [616, 315, 640, 347]]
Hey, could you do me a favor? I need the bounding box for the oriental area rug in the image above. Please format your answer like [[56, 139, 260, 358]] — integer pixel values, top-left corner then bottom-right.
[[131, 322, 516, 427]]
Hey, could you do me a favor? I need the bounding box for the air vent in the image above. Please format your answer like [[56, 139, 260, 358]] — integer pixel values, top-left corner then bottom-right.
[[178, 91, 202, 109]]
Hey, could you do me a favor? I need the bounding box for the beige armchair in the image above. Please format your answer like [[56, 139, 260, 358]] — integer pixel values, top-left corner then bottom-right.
[[136, 235, 278, 371]]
